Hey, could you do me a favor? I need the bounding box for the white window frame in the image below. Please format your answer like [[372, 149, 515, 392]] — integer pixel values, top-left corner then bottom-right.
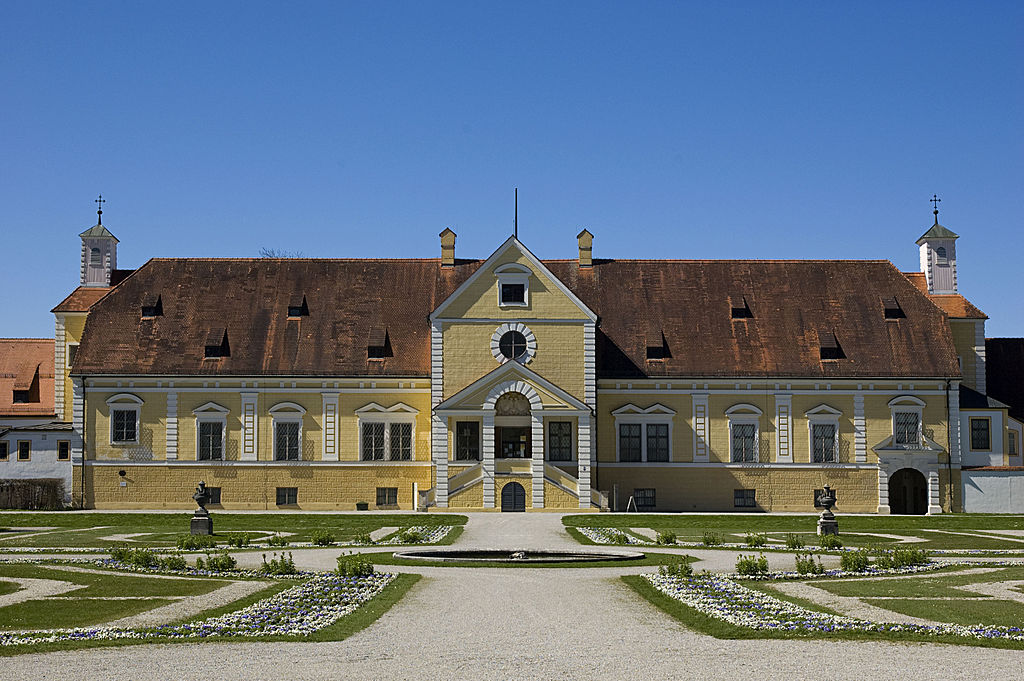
[[106, 393, 142, 445], [805, 404, 841, 464], [888, 396, 925, 449], [1007, 418, 1022, 464], [490, 322, 537, 364], [494, 263, 531, 307], [612, 404, 675, 462], [193, 402, 229, 461], [269, 402, 306, 461], [726, 403, 762, 463], [355, 402, 418, 462]]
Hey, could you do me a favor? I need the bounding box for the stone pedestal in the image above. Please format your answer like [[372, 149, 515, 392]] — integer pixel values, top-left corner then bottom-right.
[[191, 513, 213, 535], [817, 509, 838, 536]]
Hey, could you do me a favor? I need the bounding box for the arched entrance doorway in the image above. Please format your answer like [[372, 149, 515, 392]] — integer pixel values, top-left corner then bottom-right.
[[500, 482, 526, 512], [889, 468, 927, 515]]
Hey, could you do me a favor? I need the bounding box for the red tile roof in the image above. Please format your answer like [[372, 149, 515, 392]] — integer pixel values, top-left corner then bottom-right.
[[52, 287, 113, 313], [72, 257, 961, 379], [901, 272, 987, 319], [0, 339, 55, 418]]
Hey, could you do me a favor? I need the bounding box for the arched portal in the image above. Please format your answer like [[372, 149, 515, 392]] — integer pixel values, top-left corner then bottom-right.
[[500, 482, 526, 512], [889, 468, 927, 515]]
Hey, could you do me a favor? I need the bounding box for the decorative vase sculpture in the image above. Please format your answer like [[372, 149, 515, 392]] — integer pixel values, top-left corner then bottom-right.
[[816, 484, 839, 536], [190, 481, 214, 535]]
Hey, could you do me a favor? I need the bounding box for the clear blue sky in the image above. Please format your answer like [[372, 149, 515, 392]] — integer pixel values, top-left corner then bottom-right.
[[2, 2, 1021, 337]]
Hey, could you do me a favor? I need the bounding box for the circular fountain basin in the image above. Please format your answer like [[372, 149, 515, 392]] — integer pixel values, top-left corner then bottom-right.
[[391, 548, 645, 563]]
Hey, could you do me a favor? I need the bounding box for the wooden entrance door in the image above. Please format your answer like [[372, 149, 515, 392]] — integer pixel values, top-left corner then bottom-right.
[[501, 482, 526, 512]]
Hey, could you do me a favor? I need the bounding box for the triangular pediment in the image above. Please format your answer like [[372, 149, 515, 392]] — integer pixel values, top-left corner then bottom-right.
[[429, 236, 597, 321], [434, 360, 590, 413]]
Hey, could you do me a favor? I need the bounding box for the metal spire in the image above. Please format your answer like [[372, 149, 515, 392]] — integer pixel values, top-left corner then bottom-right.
[[930, 194, 941, 224], [95, 194, 106, 224]]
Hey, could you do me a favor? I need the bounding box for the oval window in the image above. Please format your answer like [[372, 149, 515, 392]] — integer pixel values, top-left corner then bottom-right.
[[498, 330, 528, 360]]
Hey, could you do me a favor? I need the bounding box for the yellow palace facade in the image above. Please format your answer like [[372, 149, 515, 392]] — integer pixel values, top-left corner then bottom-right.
[[50, 212, 1021, 513]]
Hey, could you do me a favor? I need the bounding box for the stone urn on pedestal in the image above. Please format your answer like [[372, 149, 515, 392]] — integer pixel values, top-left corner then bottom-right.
[[191, 481, 214, 535], [816, 484, 838, 536]]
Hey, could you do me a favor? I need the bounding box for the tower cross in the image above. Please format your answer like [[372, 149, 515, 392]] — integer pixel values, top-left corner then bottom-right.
[[95, 194, 106, 224], [930, 193, 941, 221]]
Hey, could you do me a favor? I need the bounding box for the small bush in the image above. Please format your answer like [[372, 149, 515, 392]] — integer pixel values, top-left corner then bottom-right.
[[109, 546, 159, 569], [784, 533, 805, 550], [160, 555, 188, 571], [701, 531, 721, 546], [655, 531, 677, 545], [818, 534, 843, 550], [658, 558, 694, 578], [310, 529, 337, 546], [735, 554, 769, 576], [744, 533, 768, 547], [794, 552, 825, 575], [609, 531, 631, 545], [354, 532, 374, 545], [336, 552, 374, 578], [260, 552, 298, 575], [397, 528, 425, 544], [875, 546, 930, 569], [202, 551, 237, 572], [177, 534, 217, 551], [840, 549, 870, 572], [226, 532, 251, 548], [109, 545, 132, 562], [267, 533, 289, 547]]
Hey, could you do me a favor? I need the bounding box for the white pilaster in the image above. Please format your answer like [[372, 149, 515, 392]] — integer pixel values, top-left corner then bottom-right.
[[430, 322, 448, 507], [71, 378, 85, 464], [531, 413, 544, 508], [482, 411, 495, 508], [876, 466, 890, 514], [165, 392, 178, 460], [577, 415, 592, 508], [927, 469, 943, 514], [321, 392, 339, 461], [774, 394, 792, 463], [241, 392, 258, 461], [54, 316, 66, 421], [692, 393, 709, 462], [948, 380, 961, 465], [853, 393, 866, 463]]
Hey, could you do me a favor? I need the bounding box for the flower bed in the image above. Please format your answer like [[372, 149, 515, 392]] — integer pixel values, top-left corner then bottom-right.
[[644, 569, 1024, 642], [0, 570, 394, 646]]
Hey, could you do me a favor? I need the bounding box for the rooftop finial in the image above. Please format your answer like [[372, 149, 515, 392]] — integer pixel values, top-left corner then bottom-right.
[[930, 193, 941, 224], [95, 194, 106, 225], [514, 187, 518, 239]]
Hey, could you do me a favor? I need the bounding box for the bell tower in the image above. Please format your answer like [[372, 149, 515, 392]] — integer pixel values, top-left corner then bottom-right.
[[79, 195, 118, 287], [916, 195, 958, 294]]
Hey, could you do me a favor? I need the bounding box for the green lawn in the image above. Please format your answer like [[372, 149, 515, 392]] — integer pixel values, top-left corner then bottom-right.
[[0, 580, 20, 597], [0, 512, 467, 549], [565, 514, 1024, 551], [0, 597, 178, 630], [812, 566, 1024, 599], [870, 598, 1024, 627]]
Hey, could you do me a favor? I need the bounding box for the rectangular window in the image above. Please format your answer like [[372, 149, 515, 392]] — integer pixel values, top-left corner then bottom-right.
[[0, 441, 7, 460], [633, 488, 656, 510], [274, 422, 300, 461], [731, 424, 757, 462], [1010, 431, 1019, 457], [17, 441, 30, 461], [501, 283, 525, 304], [57, 440, 70, 461], [206, 486, 222, 504], [12, 390, 29, 404], [646, 423, 669, 462], [275, 487, 297, 505], [970, 417, 991, 451], [376, 487, 398, 506], [361, 422, 386, 461], [111, 408, 138, 443], [894, 412, 919, 447], [389, 422, 412, 461], [548, 421, 573, 461], [734, 489, 756, 508], [455, 421, 480, 461], [198, 421, 224, 461], [813, 488, 839, 508], [619, 424, 642, 462], [812, 423, 837, 463]]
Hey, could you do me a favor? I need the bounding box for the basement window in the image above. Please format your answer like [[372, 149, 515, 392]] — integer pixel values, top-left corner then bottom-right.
[[141, 294, 163, 318], [367, 328, 393, 359], [287, 295, 309, 318], [730, 295, 753, 319], [883, 297, 905, 320], [204, 329, 230, 359], [819, 332, 846, 360]]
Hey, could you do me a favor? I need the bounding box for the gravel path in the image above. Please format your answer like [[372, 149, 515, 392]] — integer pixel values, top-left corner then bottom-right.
[[0, 577, 83, 607], [103, 578, 271, 628]]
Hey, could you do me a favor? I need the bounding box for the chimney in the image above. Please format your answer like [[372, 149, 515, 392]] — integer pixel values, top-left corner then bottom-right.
[[577, 229, 593, 268], [440, 228, 456, 268]]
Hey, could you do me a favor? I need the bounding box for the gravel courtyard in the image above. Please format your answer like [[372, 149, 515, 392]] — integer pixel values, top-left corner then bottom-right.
[[8, 514, 1024, 680]]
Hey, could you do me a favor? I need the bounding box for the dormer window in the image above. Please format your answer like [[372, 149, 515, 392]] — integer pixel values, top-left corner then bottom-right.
[[882, 297, 905, 320], [730, 295, 753, 319], [646, 326, 669, 360], [141, 294, 163, 318], [204, 328, 230, 359], [495, 264, 531, 307], [12, 390, 29, 404], [367, 328, 393, 359], [287, 295, 309, 318], [819, 331, 846, 360]]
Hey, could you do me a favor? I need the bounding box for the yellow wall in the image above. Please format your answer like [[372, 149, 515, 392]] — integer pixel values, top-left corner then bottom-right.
[[177, 393, 243, 461], [949, 320, 978, 389], [448, 479, 483, 508], [544, 481, 578, 509], [87, 390, 167, 461], [595, 393, 695, 463], [61, 314, 88, 419]]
